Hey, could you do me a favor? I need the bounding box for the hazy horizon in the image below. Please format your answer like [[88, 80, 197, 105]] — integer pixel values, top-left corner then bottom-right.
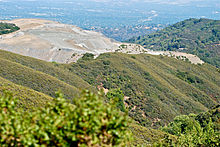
[[0, 0, 219, 28]]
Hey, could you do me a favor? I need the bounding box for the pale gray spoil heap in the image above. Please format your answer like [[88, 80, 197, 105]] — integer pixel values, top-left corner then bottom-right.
[[0, 19, 120, 63]]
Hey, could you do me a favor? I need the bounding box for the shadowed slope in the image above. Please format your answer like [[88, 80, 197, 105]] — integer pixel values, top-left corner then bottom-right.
[[62, 53, 219, 127]]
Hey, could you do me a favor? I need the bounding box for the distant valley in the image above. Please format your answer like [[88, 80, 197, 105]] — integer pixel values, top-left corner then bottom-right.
[[1, 0, 219, 41]]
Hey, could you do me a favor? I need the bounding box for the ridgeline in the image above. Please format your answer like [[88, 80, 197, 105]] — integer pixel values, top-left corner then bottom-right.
[[128, 18, 220, 68]]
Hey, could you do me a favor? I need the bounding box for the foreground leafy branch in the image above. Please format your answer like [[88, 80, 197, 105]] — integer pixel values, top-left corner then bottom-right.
[[0, 90, 131, 146]]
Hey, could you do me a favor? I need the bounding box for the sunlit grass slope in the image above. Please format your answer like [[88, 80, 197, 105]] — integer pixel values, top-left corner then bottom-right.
[[0, 76, 52, 108]]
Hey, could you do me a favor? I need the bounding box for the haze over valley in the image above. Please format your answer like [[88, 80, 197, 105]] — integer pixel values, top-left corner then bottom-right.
[[1, 0, 219, 41]]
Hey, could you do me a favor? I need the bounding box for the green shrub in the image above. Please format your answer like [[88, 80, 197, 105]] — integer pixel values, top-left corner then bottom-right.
[[131, 56, 136, 59], [0, 90, 131, 146], [80, 53, 95, 61], [0, 23, 20, 35], [103, 60, 110, 65], [158, 114, 220, 146], [106, 89, 126, 112]]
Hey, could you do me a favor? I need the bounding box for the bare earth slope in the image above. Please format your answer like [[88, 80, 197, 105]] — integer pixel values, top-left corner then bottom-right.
[[0, 19, 204, 64], [0, 19, 120, 63]]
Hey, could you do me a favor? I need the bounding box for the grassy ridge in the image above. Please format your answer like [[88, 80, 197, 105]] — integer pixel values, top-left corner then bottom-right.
[[61, 53, 219, 127], [128, 18, 220, 67], [0, 57, 80, 99], [0, 50, 92, 91], [0, 76, 52, 108]]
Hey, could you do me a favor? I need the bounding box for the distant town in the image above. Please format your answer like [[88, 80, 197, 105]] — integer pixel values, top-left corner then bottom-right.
[[88, 24, 165, 41]]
